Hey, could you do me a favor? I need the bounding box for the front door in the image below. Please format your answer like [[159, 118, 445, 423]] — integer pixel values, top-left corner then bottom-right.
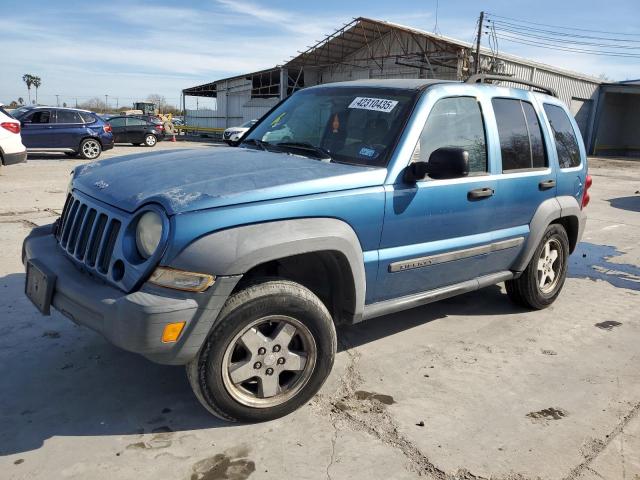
[[20, 109, 54, 148], [376, 95, 501, 301]]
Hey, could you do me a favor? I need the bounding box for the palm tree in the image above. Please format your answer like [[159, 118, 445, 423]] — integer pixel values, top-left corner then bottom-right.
[[22, 74, 34, 104], [18, 97, 24, 105], [32, 76, 42, 104]]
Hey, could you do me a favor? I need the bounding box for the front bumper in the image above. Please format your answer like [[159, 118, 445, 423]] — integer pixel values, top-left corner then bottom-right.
[[22, 224, 240, 365], [2, 149, 27, 165]]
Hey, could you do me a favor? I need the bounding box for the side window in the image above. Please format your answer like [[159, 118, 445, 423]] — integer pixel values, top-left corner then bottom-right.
[[543, 104, 581, 168], [28, 110, 51, 124], [108, 117, 126, 127], [79, 112, 96, 123], [417, 96, 487, 175], [127, 118, 147, 126], [55, 110, 82, 123], [492, 98, 548, 171]]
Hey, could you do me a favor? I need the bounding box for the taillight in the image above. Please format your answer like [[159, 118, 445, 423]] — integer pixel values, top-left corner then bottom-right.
[[155, 124, 164, 131], [581, 174, 592, 209], [1, 122, 20, 134], [103, 124, 112, 133]]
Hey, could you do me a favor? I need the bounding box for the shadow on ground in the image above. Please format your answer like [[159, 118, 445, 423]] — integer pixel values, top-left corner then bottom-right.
[[607, 195, 640, 213], [0, 269, 521, 456]]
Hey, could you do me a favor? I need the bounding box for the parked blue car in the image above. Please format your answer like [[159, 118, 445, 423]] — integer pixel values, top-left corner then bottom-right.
[[12, 106, 114, 159], [22, 76, 591, 422]]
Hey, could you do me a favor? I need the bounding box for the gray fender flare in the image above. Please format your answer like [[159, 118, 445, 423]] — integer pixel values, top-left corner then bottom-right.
[[170, 218, 367, 319], [512, 195, 585, 272]]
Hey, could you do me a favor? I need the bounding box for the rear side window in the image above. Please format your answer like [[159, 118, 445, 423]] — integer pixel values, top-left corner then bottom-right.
[[417, 96, 488, 175], [108, 117, 126, 127], [127, 118, 148, 126], [492, 98, 548, 171], [56, 110, 83, 123], [80, 112, 96, 124], [543, 104, 581, 168]]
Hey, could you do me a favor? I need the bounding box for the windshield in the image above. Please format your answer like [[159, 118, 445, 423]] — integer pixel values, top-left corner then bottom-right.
[[12, 107, 33, 119], [242, 87, 418, 167]]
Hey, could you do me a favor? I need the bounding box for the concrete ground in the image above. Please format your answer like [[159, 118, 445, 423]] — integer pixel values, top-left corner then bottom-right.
[[0, 144, 639, 480]]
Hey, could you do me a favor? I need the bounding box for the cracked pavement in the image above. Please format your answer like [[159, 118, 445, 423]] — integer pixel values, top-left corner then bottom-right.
[[1, 146, 639, 479]]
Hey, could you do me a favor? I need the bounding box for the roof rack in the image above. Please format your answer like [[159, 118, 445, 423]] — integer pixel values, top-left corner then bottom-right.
[[466, 74, 558, 97]]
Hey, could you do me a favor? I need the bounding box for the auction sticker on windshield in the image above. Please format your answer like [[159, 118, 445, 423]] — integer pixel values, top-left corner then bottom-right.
[[349, 97, 398, 113]]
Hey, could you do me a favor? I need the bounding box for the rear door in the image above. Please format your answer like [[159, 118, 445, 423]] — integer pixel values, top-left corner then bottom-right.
[[484, 94, 557, 271], [50, 109, 85, 149], [20, 110, 54, 148], [126, 118, 148, 143], [108, 117, 128, 143]]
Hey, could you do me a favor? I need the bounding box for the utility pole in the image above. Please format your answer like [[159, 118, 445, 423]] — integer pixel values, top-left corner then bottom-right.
[[475, 11, 484, 74], [104, 94, 109, 112], [55, 95, 59, 107], [115, 97, 119, 109], [75, 98, 78, 108]]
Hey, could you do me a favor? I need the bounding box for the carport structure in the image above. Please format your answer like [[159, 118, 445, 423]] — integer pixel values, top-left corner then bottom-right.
[[590, 80, 640, 157], [183, 17, 601, 132]]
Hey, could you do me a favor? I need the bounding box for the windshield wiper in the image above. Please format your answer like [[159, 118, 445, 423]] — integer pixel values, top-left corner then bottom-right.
[[241, 138, 271, 151], [275, 142, 332, 161]]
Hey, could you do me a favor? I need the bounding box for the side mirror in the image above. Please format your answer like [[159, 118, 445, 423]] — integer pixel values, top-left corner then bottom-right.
[[404, 147, 470, 183]]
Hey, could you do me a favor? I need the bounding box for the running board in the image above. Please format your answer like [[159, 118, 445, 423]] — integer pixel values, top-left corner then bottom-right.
[[361, 271, 514, 321]]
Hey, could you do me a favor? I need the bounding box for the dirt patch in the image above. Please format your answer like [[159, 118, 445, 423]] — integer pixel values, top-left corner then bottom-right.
[[354, 390, 395, 405], [594, 321, 622, 331], [527, 407, 567, 422], [191, 447, 255, 480]]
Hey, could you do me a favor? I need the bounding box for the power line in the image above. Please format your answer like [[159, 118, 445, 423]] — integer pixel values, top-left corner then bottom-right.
[[494, 33, 640, 58], [487, 25, 640, 50], [487, 19, 640, 44], [486, 12, 640, 37]]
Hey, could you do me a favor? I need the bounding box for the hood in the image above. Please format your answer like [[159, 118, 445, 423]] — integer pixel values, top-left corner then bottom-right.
[[72, 147, 386, 215]]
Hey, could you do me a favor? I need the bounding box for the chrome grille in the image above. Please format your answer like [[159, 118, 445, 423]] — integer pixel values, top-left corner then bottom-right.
[[56, 193, 121, 275]]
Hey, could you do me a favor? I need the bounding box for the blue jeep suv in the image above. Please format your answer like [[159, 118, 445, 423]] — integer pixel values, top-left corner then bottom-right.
[[22, 75, 591, 422], [12, 106, 114, 159]]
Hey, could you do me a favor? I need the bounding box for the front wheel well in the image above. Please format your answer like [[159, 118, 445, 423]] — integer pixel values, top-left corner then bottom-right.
[[232, 250, 357, 325], [552, 216, 579, 253]]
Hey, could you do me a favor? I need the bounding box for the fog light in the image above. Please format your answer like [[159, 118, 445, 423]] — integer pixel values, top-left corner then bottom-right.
[[162, 321, 186, 343]]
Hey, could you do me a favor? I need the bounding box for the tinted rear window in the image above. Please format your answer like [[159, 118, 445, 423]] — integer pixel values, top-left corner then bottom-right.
[[0, 106, 15, 119], [543, 104, 581, 168], [492, 98, 548, 171], [56, 110, 83, 123]]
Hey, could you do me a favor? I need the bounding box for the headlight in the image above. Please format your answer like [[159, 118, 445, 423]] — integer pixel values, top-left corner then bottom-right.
[[149, 267, 215, 292], [66, 172, 74, 196], [136, 211, 163, 259]]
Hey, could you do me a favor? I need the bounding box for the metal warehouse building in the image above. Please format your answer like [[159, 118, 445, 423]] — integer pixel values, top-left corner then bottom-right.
[[183, 17, 635, 156]]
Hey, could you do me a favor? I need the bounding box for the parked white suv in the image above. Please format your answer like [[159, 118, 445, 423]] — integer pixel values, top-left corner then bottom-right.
[[222, 119, 257, 144], [0, 104, 27, 167]]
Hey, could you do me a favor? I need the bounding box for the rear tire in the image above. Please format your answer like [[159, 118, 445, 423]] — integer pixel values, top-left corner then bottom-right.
[[505, 224, 569, 310], [78, 139, 102, 160], [186, 280, 336, 422], [144, 134, 157, 147]]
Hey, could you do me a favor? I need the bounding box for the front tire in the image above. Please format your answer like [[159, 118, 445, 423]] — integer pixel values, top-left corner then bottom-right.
[[79, 139, 101, 160], [144, 134, 157, 147], [186, 280, 336, 422], [505, 224, 569, 309]]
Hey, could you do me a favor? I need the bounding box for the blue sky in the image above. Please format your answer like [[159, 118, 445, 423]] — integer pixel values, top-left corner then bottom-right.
[[2, 0, 638, 109]]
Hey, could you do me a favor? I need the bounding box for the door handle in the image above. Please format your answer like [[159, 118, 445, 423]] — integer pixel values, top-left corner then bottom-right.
[[467, 187, 494, 200], [539, 179, 556, 190], [468, 187, 494, 200]]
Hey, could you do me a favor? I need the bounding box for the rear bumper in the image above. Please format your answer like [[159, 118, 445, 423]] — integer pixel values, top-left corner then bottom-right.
[[2, 149, 27, 165], [22, 224, 240, 365]]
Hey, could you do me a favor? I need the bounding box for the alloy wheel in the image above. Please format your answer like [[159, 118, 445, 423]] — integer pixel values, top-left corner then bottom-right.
[[221, 315, 317, 408]]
